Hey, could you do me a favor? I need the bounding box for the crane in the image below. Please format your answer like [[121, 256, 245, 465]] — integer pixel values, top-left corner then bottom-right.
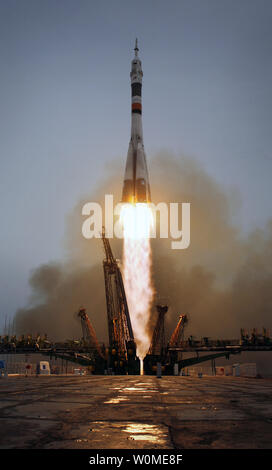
[[77, 307, 105, 359], [169, 314, 188, 348]]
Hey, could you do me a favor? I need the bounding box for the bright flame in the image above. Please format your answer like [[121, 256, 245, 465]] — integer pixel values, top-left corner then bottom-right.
[[140, 358, 144, 376], [121, 203, 154, 360], [120, 203, 153, 239]]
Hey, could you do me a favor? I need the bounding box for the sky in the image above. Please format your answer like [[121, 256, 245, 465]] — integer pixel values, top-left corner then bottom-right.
[[0, 0, 272, 330]]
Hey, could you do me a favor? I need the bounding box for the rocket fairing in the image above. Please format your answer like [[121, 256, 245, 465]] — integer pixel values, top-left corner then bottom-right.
[[121, 39, 151, 204]]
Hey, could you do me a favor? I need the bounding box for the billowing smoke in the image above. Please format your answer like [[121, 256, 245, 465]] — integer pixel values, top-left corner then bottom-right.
[[14, 153, 272, 353]]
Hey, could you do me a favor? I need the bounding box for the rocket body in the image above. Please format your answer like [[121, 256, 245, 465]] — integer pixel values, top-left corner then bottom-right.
[[122, 41, 151, 204]]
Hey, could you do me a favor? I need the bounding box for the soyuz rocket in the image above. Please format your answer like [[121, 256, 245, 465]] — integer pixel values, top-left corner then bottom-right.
[[121, 39, 151, 204]]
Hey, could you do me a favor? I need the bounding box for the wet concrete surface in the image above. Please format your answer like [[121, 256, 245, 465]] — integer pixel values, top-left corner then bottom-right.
[[0, 375, 272, 449]]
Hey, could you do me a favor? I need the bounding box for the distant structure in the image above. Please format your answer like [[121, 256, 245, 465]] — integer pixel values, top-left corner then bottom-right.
[[169, 314, 188, 348], [77, 307, 104, 358]]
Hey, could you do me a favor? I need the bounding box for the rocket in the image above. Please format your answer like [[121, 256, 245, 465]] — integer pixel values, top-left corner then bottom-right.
[[121, 39, 151, 204]]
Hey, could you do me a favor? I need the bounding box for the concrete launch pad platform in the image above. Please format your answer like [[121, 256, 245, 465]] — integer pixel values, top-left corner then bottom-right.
[[0, 375, 272, 449]]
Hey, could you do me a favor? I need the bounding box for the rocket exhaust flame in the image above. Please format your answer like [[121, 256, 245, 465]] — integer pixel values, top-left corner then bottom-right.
[[120, 203, 153, 239], [121, 203, 154, 359]]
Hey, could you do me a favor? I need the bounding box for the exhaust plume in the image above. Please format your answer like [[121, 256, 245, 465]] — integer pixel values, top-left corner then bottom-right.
[[14, 153, 272, 360]]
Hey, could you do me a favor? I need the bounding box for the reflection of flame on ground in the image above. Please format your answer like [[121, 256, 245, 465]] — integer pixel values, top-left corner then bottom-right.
[[104, 397, 128, 404], [121, 387, 156, 392], [121, 203, 154, 360], [122, 423, 168, 444], [90, 421, 170, 447]]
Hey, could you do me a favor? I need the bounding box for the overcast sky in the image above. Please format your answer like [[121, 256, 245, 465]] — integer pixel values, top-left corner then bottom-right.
[[0, 0, 272, 329]]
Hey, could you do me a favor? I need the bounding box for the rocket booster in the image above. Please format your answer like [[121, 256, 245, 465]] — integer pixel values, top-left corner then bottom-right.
[[121, 39, 151, 204]]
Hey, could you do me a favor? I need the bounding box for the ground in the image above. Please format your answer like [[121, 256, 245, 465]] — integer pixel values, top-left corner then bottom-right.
[[0, 375, 271, 449]]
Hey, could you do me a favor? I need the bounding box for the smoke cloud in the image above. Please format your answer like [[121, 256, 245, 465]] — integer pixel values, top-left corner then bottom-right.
[[14, 152, 272, 360]]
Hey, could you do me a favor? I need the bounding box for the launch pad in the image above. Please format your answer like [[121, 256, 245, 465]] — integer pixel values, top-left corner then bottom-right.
[[2, 230, 271, 375], [0, 374, 272, 449]]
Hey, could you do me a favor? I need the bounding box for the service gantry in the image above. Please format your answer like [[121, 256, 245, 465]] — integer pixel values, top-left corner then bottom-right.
[[101, 228, 134, 360]]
